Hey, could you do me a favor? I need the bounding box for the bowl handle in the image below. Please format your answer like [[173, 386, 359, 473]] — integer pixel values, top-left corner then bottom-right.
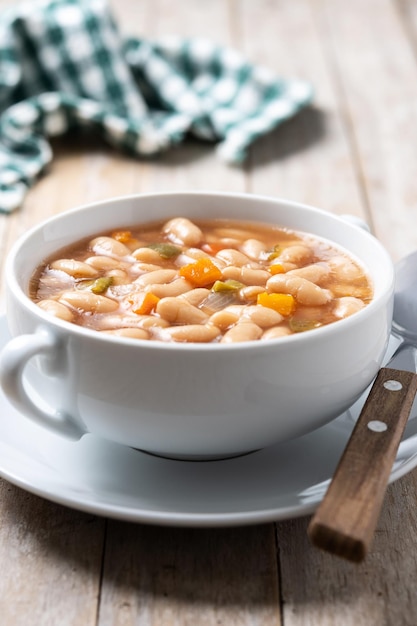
[[0, 327, 86, 440]]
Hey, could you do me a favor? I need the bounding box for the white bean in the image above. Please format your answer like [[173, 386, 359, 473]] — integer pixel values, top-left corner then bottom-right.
[[213, 227, 257, 240], [241, 305, 283, 328], [239, 285, 265, 302], [163, 217, 203, 247], [216, 249, 259, 268], [267, 275, 331, 306], [287, 262, 331, 285], [37, 299, 74, 322], [162, 324, 221, 343], [262, 326, 292, 340], [131, 262, 163, 274], [97, 315, 169, 330], [90, 236, 131, 258], [105, 269, 129, 285], [221, 266, 243, 281], [218, 237, 242, 248], [208, 309, 241, 331], [330, 284, 370, 299], [137, 316, 170, 329], [240, 238, 268, 261], [132, 247, 165, 263], [333, 297, 365, 318], [222, 305, 247, 317], [221, 322, 263, 343], [85, 255, 121, 270], [59, 291, 119, 313], [183, 247, 211, 260], [135, 269, 177, 287], [156, 297, 209, 324], [328, 255, 365, 283], [103, 328, 149, 339], [180, 288, 211, 307], [219, 264, 269, 286], [145, 278, 192, 298], [279, 245, 313, 265], [50, 259, 98, 278], [239, 267, 270, 286]]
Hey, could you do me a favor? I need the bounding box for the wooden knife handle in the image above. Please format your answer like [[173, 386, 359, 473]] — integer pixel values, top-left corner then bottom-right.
[[307, 367, 417, 563]]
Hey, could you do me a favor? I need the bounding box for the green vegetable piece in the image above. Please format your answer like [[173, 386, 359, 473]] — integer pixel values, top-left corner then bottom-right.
[[289, 318, 322, 333], [212, 279, 245, 293], [267, 244, 283, 261], [91, 276, 113, 294], [147, 243, 182, 259]]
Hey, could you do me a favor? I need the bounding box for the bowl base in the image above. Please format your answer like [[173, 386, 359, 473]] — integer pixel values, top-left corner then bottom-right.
[[133, 447, 260, 462]]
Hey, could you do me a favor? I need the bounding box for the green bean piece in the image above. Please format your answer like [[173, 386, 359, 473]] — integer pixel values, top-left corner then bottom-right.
[[91, 276, 114, 294], [212, 279, 245, 293], [267, 244, 282, 261], [146, 243, 182, 259], [289, 318, 322, 333]]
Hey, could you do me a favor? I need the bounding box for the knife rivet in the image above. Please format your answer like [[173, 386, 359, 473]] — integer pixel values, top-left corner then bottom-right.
[[367, 420, 388, 432], [384, 380, 403, 391]]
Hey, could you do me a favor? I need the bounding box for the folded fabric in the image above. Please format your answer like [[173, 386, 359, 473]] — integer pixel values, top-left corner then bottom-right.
[[0, 0, 313, 213]]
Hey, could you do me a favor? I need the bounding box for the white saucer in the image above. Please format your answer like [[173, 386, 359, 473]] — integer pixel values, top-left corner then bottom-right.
[[1, 315, 417, 527]]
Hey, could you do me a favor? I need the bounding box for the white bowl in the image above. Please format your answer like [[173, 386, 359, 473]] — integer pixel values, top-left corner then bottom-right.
[[0, 192, 394, 459]]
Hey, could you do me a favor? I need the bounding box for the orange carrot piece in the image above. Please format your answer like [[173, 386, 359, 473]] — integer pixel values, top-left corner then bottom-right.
[[257, 292, 296, 316], [129, 292, 160, 315], [179, 258, 222, 287], [269, 263, 285, 275], [112, 230, 133, 244]]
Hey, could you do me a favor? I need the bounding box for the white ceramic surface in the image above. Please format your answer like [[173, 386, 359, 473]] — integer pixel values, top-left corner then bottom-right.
[[0, 192, 395, 458], [0, 318, 416, 526]]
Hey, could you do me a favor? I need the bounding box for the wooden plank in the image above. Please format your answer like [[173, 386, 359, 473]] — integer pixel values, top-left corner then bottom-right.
[[275, 470, 417, 625], [98, 524, 280, 626], [238, 0, 367, 221], [0, 480, 105, 626], [314, 0, 417, 260]]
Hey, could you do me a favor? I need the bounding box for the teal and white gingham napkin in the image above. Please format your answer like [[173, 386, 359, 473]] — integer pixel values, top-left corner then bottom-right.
[[0, 0, 313, 213]]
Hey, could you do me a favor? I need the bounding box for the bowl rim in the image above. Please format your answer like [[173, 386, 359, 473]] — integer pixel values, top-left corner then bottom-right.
[[4, 190, 395, 352]]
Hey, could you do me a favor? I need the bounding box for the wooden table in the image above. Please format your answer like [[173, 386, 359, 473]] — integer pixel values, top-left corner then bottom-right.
[[1, 0, 417, 624]]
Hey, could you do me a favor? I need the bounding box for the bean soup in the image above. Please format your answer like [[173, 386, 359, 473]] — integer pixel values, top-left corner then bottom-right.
[[30, 217, 373, 343]]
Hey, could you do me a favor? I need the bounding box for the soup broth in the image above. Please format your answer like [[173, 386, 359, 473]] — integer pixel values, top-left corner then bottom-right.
[[30, 217, 373, 343]]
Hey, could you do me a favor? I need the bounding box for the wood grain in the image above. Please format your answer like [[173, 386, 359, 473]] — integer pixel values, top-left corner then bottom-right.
[[240, 0, 367, 220], [0, 480, 105, 626], [308, 368, 417, 562], [98, 524, 280, 626], [315, 0, 417, 261], [1, 0, 417, 624]]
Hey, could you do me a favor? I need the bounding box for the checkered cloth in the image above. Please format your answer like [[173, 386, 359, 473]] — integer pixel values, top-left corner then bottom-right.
[[0, 0, 313, 213]]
